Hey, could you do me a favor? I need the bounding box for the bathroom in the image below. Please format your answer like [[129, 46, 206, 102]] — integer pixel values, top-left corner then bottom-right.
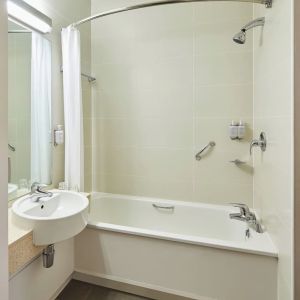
[[0, 0, 298, 299]]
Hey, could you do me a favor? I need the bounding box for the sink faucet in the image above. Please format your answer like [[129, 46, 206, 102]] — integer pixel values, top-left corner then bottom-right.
[[229, 203, 264, 233], [30, 182, 53, 202]]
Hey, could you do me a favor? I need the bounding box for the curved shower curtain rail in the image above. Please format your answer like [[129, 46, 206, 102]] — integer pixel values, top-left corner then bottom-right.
[[71, 0, 272, 27]]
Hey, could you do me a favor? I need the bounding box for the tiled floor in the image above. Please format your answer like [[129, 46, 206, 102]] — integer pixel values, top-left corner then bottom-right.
[[56, 280, 152, 300]]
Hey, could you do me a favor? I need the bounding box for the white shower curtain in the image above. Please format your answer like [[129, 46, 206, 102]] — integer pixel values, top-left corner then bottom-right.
[[31, 32, 52, 184], [61, 26, 84, 191]]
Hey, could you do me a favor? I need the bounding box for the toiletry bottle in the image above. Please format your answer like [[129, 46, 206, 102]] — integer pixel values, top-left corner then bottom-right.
[[237, 120, 245, 140], [54, 125, 64, 146], [229, 120, 238, 140]]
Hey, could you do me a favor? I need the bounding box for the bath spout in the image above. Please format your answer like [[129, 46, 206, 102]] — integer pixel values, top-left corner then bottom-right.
[[229, 203, 263, 233]]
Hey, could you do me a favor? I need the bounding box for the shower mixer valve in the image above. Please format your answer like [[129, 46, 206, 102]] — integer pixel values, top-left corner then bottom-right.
[[250, 132, 267, 155]]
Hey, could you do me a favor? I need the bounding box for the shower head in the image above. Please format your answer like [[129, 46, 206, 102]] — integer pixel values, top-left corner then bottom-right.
[[233, 17, 265, 45], [233, 29, 246, 44]]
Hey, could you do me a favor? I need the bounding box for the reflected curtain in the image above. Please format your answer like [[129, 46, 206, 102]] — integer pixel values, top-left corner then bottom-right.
[[61, 26, 84, 191], [31, 32, 52, 184]]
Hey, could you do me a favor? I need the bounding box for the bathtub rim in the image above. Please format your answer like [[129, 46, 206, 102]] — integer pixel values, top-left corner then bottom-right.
[[88, 192, 278, 258], [91, 192, 249, 211]]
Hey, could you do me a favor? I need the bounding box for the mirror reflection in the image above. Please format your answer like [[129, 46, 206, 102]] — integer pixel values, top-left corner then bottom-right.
[[8, 20, 52, 201]]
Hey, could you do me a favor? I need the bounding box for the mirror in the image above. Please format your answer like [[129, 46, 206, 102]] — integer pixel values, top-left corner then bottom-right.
[[8, 20, 52, 201]]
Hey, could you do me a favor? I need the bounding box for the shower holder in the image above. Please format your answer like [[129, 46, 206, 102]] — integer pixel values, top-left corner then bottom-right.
[[265, 0, 272, 8]]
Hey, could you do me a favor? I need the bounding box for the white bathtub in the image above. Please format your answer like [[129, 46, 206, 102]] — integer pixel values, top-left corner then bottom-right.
[[75, 193, 278, 300]]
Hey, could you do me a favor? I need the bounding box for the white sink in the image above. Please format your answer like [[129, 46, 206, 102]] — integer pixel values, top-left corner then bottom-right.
[[12, 190, 89, 245]]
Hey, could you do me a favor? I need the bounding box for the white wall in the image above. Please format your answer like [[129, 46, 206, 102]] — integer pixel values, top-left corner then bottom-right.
[[90, 0, 254, 206], [9, 240, 74, 300], [0, 0, 9, 298], [253, 1, 294, 299]]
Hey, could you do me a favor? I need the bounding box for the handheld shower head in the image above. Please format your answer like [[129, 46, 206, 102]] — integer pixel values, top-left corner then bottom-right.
[[233, 17, 265, 45]]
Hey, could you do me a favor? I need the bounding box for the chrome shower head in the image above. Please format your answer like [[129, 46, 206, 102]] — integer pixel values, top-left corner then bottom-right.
[[233, 29, 246, 44], [233, 17, 265, 45]]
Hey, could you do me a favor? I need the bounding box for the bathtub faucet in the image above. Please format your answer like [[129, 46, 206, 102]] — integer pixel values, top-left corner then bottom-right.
[[229, 203, 264, 233]]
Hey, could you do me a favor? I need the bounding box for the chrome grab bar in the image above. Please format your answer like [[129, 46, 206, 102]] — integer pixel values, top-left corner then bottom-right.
[[152, 203, 175, 210], [195, 141, 216, 161]]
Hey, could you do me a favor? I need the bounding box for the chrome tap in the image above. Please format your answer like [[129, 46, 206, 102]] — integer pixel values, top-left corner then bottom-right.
[[229, 203, 264, 233], [30, 182, 53, 202]]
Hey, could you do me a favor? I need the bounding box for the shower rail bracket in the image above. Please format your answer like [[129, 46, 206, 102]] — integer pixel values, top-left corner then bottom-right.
[[264, 0, 272, 8]]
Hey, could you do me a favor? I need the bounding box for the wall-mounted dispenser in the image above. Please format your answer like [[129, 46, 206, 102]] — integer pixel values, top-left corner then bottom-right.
[[54, 125, 64, 146], [229, 121, 238, 140], [229, 120, 245, 140], [237, 120, 245, 139]]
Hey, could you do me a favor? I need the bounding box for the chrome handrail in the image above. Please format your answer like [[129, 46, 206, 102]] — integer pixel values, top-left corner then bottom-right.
[[195, 141, 216, 161]]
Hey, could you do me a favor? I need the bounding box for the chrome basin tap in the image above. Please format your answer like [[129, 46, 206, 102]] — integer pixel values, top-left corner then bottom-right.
[[30, 182, 53, 202], [229, 203, 263, 233]]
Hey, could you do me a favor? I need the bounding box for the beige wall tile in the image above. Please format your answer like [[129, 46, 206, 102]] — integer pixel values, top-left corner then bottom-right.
[[94, 173, 194, 202], [194, 52, 252, 86], [95, 146, 194, 181], [93, 117, 194, 148], [194, 182, 253, 206], [91, 0, 253, 206], [195, 84, 253, 119]]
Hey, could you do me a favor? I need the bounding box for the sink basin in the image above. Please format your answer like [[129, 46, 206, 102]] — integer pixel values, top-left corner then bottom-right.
[[12, 190, 89, 245]]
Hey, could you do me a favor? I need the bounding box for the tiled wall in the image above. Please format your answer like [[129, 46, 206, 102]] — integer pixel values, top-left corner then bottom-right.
[[90, 0, 254, 205], [253, 1, 293, 299], [8, 31, 31, 184]]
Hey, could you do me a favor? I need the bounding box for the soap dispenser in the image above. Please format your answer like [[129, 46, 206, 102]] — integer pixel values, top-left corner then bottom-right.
[[237, 120, 245, 140], [54, 125, 64, 146], [229, 120, 238, 140]]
